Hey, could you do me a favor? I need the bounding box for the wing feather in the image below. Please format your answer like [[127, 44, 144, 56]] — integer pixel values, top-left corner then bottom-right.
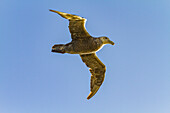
[[80, 53, 106, 99], [49, 9, 91, 39]]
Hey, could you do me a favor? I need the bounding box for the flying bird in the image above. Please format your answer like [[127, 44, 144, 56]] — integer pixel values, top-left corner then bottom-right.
[[50, 9, 114, 99]]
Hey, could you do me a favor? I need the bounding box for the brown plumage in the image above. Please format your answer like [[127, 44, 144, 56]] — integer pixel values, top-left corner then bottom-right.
[[80, 53, 106, 99], [50, 9, 114, 99]]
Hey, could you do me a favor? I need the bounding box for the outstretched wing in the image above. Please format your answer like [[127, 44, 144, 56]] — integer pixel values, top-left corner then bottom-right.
[[49, 9, 91, 40], [80, 53, 106, 99]]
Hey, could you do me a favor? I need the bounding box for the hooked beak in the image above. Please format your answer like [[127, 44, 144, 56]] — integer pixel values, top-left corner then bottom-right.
[[109, 40, 115, 45]]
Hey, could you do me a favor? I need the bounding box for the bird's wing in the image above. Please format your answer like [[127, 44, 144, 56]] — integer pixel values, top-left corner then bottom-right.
[[49, 9, 91, 40], [80, 53, 106, 99]]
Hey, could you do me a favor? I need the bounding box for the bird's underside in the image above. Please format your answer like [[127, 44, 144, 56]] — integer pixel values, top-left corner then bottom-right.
[[50, 9, 112, 99]]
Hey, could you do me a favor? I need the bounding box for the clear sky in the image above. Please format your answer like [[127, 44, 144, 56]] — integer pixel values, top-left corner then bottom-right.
[[0, 0, 170, 113]]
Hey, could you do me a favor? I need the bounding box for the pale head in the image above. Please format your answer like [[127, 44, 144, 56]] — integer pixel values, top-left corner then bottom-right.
[[100, 37, 114, 45]]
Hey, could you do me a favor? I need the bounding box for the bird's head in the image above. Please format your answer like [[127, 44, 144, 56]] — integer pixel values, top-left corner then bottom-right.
[[100, 37, 114, 45]]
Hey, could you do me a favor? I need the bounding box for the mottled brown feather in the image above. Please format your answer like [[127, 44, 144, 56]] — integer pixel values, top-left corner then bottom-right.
[[80, 53, 106, 99], [49, 9, 91, 39]]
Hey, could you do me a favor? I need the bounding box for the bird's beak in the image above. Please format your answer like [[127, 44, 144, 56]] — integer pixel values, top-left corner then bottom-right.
[[109, 40, 115, 45]]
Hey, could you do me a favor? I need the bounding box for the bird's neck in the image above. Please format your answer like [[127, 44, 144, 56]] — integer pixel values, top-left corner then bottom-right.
[[96, 37, 104, 44]]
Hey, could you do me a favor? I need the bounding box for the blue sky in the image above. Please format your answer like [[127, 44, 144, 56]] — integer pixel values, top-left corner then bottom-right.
[[0, 0, 170, 113]]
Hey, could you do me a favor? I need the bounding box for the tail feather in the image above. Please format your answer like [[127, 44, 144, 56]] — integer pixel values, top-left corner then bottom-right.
[[51, 44, 65, 54]]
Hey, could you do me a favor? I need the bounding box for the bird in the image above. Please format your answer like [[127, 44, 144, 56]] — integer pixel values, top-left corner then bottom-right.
[[49, 9, 114, 99]]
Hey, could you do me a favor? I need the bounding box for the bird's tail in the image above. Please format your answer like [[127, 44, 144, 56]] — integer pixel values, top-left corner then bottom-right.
[[51, 44, 65, 54]]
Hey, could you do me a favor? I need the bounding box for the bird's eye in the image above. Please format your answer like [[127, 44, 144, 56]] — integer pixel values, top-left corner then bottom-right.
[[104, 37, 107, 39]]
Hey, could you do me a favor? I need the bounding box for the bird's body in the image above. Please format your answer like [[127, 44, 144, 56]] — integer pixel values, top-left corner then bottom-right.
[[50, 9, 114, 99], [53, 37, 104, 54]]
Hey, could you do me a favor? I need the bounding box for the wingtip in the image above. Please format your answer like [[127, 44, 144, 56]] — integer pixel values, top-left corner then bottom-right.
[[49, 9, 56, 12], [49, 9, 60, 14], [49, 9, 53, 11], [87, 92, 93, 100], [86, 86, 100, 100]]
